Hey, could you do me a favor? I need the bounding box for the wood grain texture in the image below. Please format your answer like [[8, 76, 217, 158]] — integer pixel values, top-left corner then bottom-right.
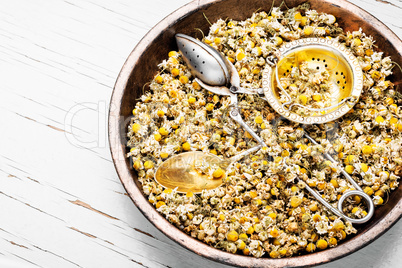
[[0, 0, 401, 267]]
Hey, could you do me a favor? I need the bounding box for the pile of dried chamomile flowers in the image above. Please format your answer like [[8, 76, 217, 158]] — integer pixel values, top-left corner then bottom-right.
[[127, 3, 401, 258]]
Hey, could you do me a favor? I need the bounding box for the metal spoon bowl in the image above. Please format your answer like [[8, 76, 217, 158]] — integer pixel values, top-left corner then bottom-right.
[[155, 146, 261, 193], [155, 151, 224, 193]]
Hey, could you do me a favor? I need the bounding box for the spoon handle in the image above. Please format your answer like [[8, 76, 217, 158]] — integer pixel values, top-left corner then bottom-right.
[[220, 145, 262, 169]]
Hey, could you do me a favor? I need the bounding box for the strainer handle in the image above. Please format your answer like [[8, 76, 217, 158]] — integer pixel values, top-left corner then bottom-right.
[[304, 134, 361, 191], [302, 183, 374, 224], [302, 133, 375, 224]]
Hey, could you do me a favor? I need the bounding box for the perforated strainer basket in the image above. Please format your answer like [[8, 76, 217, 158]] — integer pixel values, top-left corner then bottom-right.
[[263, 38, 364, 124]]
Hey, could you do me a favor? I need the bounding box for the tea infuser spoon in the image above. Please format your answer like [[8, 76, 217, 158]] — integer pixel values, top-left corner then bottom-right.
[[174, 33, 373, 223], [153, 34, 271, 194], [175, 33, 270, 150]]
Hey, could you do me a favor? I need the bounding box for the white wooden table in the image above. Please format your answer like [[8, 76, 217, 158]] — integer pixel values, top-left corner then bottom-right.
[[1, 0, 401, 267]]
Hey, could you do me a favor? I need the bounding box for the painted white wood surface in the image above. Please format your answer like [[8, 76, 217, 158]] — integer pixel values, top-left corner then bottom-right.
[[0, 0, 401, 267]]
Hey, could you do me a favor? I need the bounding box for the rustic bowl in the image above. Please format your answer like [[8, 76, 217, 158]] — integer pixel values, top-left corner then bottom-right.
[[109, 0, 402, 267]]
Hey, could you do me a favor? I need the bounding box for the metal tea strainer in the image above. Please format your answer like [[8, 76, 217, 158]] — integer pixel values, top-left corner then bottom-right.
[[175, 33, 373, 224], [263, 38, 364, 124]]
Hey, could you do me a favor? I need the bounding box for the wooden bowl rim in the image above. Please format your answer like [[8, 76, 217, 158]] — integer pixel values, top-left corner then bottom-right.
[[109, 0, 402, 267]]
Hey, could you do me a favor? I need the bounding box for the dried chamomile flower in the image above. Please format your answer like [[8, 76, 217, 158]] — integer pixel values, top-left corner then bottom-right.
[[127, 4, 400, 259]]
